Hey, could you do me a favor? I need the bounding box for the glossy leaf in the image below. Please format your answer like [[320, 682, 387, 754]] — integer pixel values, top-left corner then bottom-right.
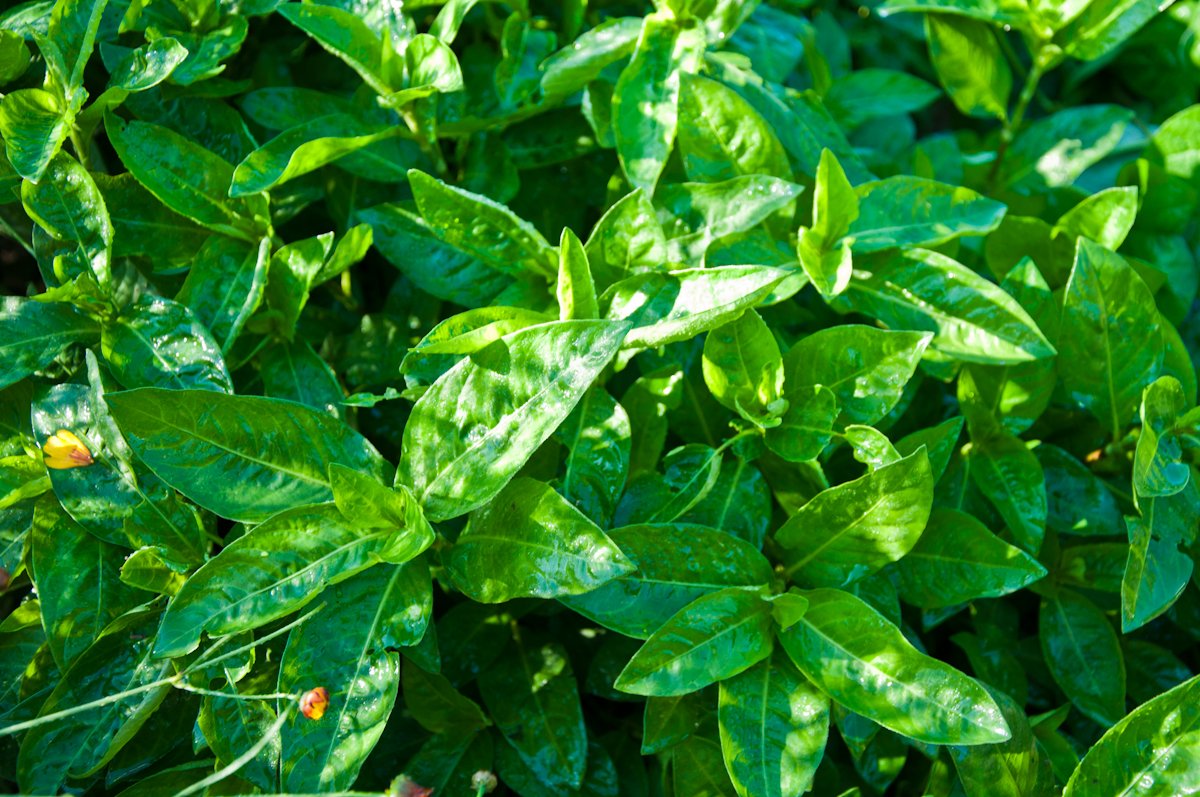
[[1040, 588, 1126, 727], [560, 523, 774, 639], [776, 448, 933, 588], [778, 588, 1010, 745], [553, 386, 631, 528], [892, 508, 1048, 609], [399, 320, 629, 522], [614, 587, 775, 696], [718, 650, 830, 797], [446, 477, 634, 603], [105, 388, 386, 523]]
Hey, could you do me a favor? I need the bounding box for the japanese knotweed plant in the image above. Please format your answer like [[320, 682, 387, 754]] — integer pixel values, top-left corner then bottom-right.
[[2, 0, 1200, 793]]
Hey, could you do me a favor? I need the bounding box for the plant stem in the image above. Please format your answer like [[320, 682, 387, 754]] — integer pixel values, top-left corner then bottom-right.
[[987, 59, 1045, 193], [70, 128, 92, 171], [173, 706, 293, 797]]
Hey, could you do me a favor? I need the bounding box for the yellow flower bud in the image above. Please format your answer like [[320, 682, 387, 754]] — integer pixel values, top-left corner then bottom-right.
[[300, 686, 329, 720], [42, 430, 93, 470]]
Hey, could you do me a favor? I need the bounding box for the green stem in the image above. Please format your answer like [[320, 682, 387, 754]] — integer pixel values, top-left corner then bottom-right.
[[70, 128, 92, 171], [987, 59, 1045, 193], [173, 706, 293, 797]]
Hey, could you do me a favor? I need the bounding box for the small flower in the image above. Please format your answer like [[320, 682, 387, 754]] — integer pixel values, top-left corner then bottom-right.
[[388, 774, 434, 797], [42, 430, 93, 469], [299, 687, 329, 720], [471, 770, 498, 794]]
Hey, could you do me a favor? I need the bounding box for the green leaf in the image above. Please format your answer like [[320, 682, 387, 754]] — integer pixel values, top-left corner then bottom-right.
[[1059, 238, 1163, 436], [583, 188, 670, 294], [93, 172, 211, 270], [263, 232, 334, 341], [402, 654, 490, 734], [47, 0, 106, 88], [849, 177, 1006, 253], [409, 169, 557, 279], [702, 309, 786, 427], [154, 502, 429, 658], [677, 72, 791, 183], [1056, 0, 1163, 61], [231, 115, 407, 197], [560, 523, 774, 638], [780, 325, 931, 427], [843, 248, 1056, 364], [446, 477, 634, 602], [0, 89, 69, 182], [0, 297, 99, 390], [925, 14, 1011, 121], [32, 377, 206, 559], [104, 111, 268, 243], [777, 448, 933, 588], [380, 34, 464, 107], [824, 68, 941, 128], [21, 151, 111, 292], [539, 16, 642, 97], [968, 431, 1046, 553], [0, 30, 29, 85], [398, 320, 629, 522], [603, 266, 788, 349], [552, 386, 631, 529], [1133, 376, 1190, 498], [1122, 481, 1199, 632], [949, 685, 1056, 797], [614, 587, 774, 696], [1053, 185, 1138, 252], [999, 105, 1132, 195], [28, 496, 145, 671], [1064, 673, 1200, 796], [1038, 443, 1125, 537], [260, 339, 345, 419], [674, 734, 738, 797], [557, 227, 598, 321], [277, 2, 389, 93], [15, 611, 170, 794], [105, 388, 387, 523], [655, 177, 803, 265], [892, 508, 1048, 609], [612, 13, 705, 194], [101, 296, 232, 393], [360, 202, 512, 307], [717, 650, 830, 797], [279, 560, 429, 791], [895, 417, 963, 484], [798, 148, 858, 298], [479, 633, 587, 789], [176, 236, 268, 353], [1040, 588, 1126, 727], [778, 588, 1011, 745], [764, 385, 838, 463]]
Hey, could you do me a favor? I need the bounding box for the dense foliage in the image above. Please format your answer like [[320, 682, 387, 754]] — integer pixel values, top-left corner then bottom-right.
[[2, 0, 1200, 792]]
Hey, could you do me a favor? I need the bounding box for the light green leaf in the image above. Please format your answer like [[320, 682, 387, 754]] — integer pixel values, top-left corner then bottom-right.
[[0, 89, 70, 182], [969, 431, 1046, 553], [101, 296, 232, 393], [1133, 376, 1190, 498], [718, 650, 830, 797], [560, 523, 774, 639], [153, 502, 429, 658], [777, 448, 933, 588], [778, 588, 1011, 745], [677, 72, 791, 183], [843, 248, 1056, 364], [612, 12, 705, 195], [553, 386, 631, 529], [21, 151, 111, 291], [446, 477, 633, 603], [0, 297, 99, 390], [925, 14, 1011, 121], [849, 177, 1006, 252], [399, 320, 629, 522], [702, 309, 786, 427], [615, 587, 774, 696], [105, 388, 387, 523], [557, 227, 598, 321]]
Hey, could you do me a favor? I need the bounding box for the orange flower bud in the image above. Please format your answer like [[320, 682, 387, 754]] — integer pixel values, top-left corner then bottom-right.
[[299, 687, 329, 720], [42, 430, 93, 470]]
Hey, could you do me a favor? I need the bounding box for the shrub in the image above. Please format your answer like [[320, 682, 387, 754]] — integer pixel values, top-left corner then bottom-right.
[[2, 0, 1200, 794]]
